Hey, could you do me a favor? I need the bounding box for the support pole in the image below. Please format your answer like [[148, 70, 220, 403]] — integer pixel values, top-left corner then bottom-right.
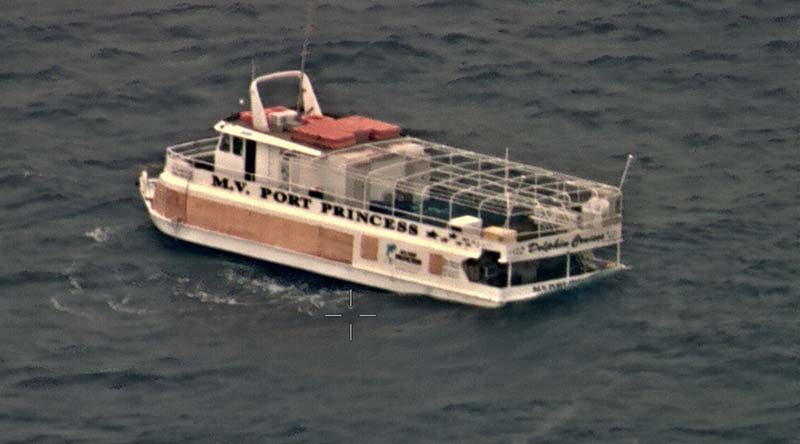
[[566, 253, 571, 283], [506, 260, 512, 289], [296, 0, 318, 115]]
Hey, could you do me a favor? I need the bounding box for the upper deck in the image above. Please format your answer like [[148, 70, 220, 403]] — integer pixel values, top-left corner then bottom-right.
[[161, 69, 622, 257], [167, 119, 622, 244]]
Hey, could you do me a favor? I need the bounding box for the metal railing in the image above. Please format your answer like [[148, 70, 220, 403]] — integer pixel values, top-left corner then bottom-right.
[[163, 137, 622, 240]]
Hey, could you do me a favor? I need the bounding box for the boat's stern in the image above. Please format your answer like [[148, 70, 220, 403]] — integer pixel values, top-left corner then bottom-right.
[[499, 257, 627, 304], [138, 169, 158, 209]]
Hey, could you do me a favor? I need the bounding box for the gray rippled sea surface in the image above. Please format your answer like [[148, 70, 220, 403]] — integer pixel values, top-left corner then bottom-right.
[[2, 1, 798, 443]]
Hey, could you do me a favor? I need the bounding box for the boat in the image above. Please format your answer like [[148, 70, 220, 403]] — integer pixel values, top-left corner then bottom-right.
[[139, 70, 630, 308]]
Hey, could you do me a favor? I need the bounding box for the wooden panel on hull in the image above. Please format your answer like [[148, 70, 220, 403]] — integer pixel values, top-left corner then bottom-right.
[[429, 253, 444, 276], [153, 183, 353, 264], [360, 235, 378, 261], [153, 182, 187, 221], [319, 228, 354, 263]]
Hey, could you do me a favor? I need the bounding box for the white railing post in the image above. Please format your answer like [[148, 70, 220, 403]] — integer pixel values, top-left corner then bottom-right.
[[566, 252, 571, 283]]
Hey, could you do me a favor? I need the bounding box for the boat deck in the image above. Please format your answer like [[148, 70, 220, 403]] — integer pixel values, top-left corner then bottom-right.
[[167, 121, 622, 242]]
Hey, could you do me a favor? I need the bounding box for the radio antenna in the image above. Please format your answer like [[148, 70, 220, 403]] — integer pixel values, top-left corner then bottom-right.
[[619, 154, 634, 189], [504, 147, 511, 229], [296, 0, 318, 115]]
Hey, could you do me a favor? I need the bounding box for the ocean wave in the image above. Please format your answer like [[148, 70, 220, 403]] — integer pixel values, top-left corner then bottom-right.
[[626, 24, 669, 40], [687, 49, 738, 62], [682, 132, 722, 147], [0, 64, 73, 83], [0, 270, 62, 286], [447, 70, 504, 85], [354, 40, 439, 61], [16, 367, 163, 391], [441, 33, 489, 45], [123, 4, 216, 20], [763, 40, 800, 55], [586, 55, 655, 67], [418, 0, 483, 10], [529, 106, 612, 129], [91, 47, 146, 60], [227, 3, 259, 18], [526, 19, 621, 40]]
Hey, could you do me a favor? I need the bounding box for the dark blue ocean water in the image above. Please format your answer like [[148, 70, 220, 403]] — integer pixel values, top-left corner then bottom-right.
[[2, 1, 798, 442]]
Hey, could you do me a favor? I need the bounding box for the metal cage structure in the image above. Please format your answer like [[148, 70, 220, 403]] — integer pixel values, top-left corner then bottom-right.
[[165, 135, 622, 241]]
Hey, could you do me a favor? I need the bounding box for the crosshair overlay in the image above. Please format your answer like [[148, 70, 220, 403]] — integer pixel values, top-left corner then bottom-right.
[[324, 290, 377, 341]]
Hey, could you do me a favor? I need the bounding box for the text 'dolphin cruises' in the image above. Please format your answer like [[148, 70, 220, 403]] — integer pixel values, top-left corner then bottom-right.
[[139, 70, 628, 307]]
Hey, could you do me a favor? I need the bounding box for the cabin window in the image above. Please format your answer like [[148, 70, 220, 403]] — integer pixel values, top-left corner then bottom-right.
[[510, 259, 546, 285], [280, 152, 295, 183], [232, 137, 243, 156], [509, 255, 588, 285], [463, 250, 507, 288], [219, 135, 231, 152], [244, 139, 257, 181]]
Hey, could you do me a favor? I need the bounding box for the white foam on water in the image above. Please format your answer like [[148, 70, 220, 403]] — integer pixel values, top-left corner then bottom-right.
[[287, 292, 326, 314], [175, 275, 245, 306], [183, 270, 349, 315], [284, 288, 355, 316], [222, 267, 290, 295], [49, 297, 93, 319], [107, 297, 149, 315], [50, 297, 69, 312], [185, 289, 243, 306], [84, 226, 110, 243], [68, 276, 82, 292], [266, 282, 289, 294]]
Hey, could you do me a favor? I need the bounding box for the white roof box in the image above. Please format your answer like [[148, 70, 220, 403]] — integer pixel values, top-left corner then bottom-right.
[[448, 215, 483, 235]]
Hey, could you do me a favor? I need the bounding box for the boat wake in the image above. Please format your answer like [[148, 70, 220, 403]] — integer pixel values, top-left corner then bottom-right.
[[184, 288, 243, 306], [221, 267, 349, 315], [173, 277, 244, 306], [222, 268, 290, 295]]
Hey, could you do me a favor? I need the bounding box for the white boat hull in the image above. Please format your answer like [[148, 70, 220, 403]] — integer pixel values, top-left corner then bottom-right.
[[144, 198, 503, 307], [140, 171, 625, 308]]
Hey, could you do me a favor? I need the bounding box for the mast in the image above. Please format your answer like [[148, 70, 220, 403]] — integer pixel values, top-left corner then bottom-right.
[[619, 153, 634, 189], [504, 147, 510, 229], [296, 0, 318, 115], [505, 147, 513, 289]]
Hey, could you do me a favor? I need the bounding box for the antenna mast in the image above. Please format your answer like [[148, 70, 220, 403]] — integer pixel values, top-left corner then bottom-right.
[[504, 147, 511, 229], [296, 0, 318, 115], [619, 153, 634, 188]]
